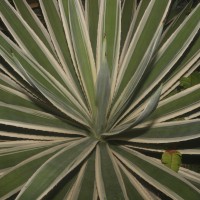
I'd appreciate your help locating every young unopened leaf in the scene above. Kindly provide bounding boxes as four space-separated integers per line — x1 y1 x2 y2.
95 37 111 134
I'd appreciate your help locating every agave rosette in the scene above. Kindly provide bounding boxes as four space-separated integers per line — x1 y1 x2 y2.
0 0 200 199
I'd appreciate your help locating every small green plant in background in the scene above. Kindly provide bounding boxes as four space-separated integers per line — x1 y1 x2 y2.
161 150 182 172
180 71 200 89
0 0 200 199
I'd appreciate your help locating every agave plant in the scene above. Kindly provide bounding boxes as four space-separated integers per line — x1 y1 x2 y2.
0 0 200 199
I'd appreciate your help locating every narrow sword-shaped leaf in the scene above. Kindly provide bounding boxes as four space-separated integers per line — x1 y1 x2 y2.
43 169 78 200
121 0 136 52
179 148 200 155
162 58 200 99
0 142 64 169
68 0 96 113
114 3 200 124
0 82 42 110
95 0 121 107
185 109 200 120
38 0 86 107
115 0 171 96
124 145 200 156
0 154 54 199
0 141 67 199
38 0 74 74
0 35 31 86
57 0 82 90
0 92 70 132
0 76 88 132
85 0 99 57
0 33 90 125
141 157 200 189
0 0 69 87
0 63 41 104
0 102 86 135
179 168 200 188
146 84 200 123
104 85 162 136
0 141 66 155
133 4 200 108
117 159 154 200
67 152 98 200
0 130 67 141
66 161 88 199
0 141 40 149
95 143 126 200
73 151 96 200
111 146 200 200
109 1 170 123
162 35 200 97
110 119 200 144
13 0 55 55
160 1 193 46
16 138 97 200
109 26 163 123
119 0 151 66
0 78 83 126
0 73 22 92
